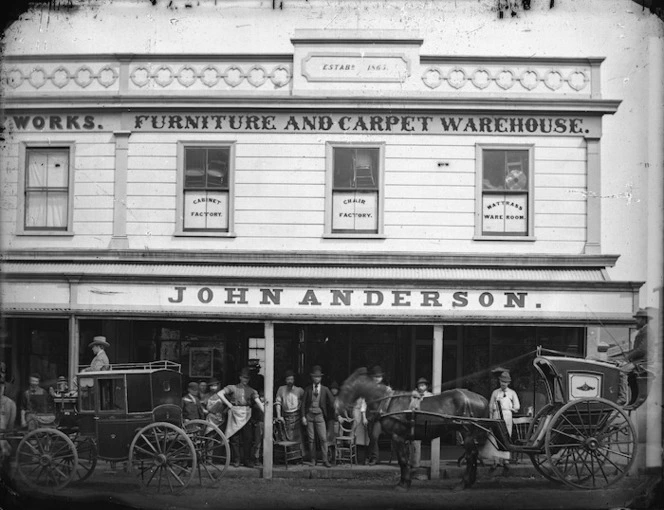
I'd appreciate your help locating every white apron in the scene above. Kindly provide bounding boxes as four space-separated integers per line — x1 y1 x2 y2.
225 406 251 438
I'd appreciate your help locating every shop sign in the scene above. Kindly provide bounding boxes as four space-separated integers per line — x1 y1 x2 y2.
3 113 602 137
332 192 378 231
301 53 410 83
482 195 527 234
183 191 228 230
60 284 632 319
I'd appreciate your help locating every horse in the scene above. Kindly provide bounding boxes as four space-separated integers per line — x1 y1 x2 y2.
338 368 490 490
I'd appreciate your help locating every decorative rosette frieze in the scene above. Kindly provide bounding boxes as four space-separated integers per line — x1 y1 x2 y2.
3 64 119 90
421 65 590 94
128 63 292 89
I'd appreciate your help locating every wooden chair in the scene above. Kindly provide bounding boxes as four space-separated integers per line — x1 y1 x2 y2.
334 416 358 466
352 150 375 188
273 419 303 468
510 416 532 463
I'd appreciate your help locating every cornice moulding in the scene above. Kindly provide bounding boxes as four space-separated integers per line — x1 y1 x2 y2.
2 97 622 114
0 249 620 268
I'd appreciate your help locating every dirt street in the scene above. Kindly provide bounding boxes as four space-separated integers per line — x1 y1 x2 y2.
1 470 660 510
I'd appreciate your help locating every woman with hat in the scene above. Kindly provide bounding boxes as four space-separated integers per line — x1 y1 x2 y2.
82 336 110 372
482 370 520 470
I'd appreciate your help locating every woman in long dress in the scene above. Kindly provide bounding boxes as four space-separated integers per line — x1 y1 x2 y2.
479 371 520 469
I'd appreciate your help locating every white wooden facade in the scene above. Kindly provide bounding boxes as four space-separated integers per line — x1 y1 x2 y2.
1 0 662 477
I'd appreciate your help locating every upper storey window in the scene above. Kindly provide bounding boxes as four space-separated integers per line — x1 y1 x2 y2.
476 145 534 239
20 146 73 234
327 144 384 237
177 144 234 235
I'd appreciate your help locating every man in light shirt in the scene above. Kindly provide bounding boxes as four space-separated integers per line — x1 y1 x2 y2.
275 369 305 454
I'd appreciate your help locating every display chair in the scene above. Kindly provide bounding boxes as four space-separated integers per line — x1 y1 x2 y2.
352 150 375 187
334 416 358 466
273 419 303 468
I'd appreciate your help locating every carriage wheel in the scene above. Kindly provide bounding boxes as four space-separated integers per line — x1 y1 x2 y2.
184 419 231 485
128 422 197 494
71 435 98 483
527 404 561 483
545 398 636 489
15 428 78 491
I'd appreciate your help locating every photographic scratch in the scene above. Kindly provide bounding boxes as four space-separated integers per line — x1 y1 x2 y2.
90 289 124 295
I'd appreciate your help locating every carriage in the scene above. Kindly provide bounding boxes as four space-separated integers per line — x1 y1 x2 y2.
2 361 230 494
379 352 650 490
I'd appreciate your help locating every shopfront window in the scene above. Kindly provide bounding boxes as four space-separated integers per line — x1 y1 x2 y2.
476 145 533 239
327 144 384 236
20 146 73 233
177 144 234 235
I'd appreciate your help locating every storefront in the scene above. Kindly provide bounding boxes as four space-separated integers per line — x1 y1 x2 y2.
2 9 661 476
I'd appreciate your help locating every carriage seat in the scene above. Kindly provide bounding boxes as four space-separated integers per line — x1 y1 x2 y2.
152 404 183 426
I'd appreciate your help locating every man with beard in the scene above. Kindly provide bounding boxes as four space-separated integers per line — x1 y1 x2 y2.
275 370 305 455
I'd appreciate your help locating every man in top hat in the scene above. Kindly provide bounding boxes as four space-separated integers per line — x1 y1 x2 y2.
301 365 335 467
83 336 110 372
366 365 392 466
218 368 265 467
409 377 433 471
275 369 305 454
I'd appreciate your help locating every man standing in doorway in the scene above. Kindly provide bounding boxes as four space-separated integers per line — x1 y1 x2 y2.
275 369 305 454
366 365 392 466
301 365 334 467
219 368 265 468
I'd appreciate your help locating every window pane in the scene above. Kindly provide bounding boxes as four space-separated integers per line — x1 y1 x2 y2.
483 150 528 191
332 190 378 232
183 190 229 230
27 151 48 187
25 191 47 227
185 148 206 187
99 378 126 411
48 152 69 187
207 148 229 188
47 192 68 227
482 193 527 234
333 148 379 189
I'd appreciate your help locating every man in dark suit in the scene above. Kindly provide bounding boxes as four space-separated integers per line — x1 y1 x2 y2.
301 365 335 467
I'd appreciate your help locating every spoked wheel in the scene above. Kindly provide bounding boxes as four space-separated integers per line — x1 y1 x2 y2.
128 422 197 494
184 419 231 485
545 398 636 489
15 428 78 491
527 404 561 483
71 434 98 483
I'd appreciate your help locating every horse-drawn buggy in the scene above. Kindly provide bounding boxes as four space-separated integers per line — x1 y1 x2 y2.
339 351 650 491
2 361 230 494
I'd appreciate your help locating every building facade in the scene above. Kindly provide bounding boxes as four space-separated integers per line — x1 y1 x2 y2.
1 0 662 476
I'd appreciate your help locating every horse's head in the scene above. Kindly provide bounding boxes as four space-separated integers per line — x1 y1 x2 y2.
339 367 388 410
